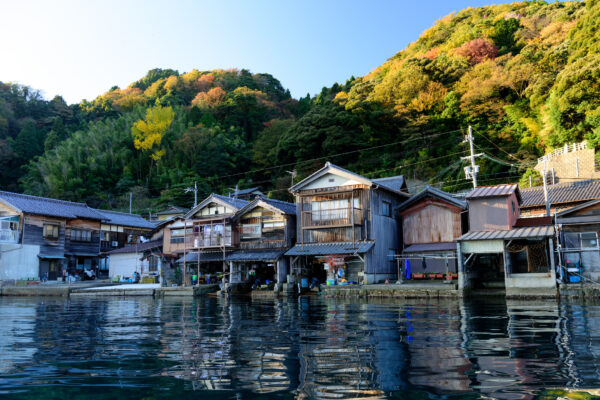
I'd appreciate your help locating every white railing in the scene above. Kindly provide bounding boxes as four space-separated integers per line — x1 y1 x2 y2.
538 141 588 163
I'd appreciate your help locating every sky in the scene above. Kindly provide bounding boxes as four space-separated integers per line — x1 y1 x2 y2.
0 0 529 104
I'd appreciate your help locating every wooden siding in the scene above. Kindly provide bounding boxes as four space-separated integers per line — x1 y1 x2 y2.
65 219 101 256
402 202 462 245
468 193 519 231
22 215 65 258
370 189 402 276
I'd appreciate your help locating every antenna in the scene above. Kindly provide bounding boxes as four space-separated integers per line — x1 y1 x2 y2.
286 170 297 188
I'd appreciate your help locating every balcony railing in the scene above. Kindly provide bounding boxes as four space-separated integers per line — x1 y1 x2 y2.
171 234 233 248
302 207 363 228
0 229 18 243
239 239 285 249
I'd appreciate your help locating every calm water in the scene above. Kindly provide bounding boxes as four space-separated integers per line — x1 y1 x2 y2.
0 296 599 400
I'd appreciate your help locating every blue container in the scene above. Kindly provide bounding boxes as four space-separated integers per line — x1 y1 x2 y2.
301 278 309 288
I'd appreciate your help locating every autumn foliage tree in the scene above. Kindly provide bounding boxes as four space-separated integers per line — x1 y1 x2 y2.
132 105 175 162
456 39 498 64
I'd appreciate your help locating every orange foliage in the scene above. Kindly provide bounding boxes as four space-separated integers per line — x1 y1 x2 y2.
191 86 226 108
455 38 498 64
196 74 215 92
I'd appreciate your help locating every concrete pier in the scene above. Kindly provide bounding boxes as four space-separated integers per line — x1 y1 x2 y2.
321 282 460 298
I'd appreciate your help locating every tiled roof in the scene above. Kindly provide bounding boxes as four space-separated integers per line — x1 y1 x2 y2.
466 184 519 200
94 209 156 229
520 179 600 207
105 240 163 255
227 187 261 196
372 176 407 193
396 185 466 213
458 226 554 241
258 197 296 215
285 241 375 256
0 191 105 220
403 242 457 252
212 194 249 210
226 249 286 262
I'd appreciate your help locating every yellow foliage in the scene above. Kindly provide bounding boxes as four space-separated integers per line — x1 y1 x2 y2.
131 105 174 162
163 75 179 92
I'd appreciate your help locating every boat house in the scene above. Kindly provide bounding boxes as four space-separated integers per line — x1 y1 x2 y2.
396 186 467 280
285 162 410 285
457 184 557 296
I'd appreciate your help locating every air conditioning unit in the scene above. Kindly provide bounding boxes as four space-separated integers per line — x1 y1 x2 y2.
111 241 119 247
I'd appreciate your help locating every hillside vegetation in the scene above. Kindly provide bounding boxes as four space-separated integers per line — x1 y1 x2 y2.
2 0 600 211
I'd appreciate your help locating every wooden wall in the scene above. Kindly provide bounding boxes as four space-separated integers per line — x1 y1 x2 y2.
65 218 101 256
402 202 462 245
468 193 518 232
23 215 65 258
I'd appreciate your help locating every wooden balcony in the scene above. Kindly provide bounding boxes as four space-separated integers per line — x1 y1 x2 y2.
301 207 363 229
0 229 18 243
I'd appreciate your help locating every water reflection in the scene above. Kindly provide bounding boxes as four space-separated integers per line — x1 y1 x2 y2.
2 296 600 399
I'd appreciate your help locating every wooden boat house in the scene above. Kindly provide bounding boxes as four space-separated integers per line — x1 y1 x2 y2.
285 162 410 285
228 196 296 290
457 184 557 296
395 186 467 280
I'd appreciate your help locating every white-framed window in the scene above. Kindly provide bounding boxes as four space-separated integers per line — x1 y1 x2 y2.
564 232 599 250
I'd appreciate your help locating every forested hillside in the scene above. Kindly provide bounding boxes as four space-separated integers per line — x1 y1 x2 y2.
3 0 600 212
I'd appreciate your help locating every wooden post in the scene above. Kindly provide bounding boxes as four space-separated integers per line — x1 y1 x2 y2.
183 220 187 287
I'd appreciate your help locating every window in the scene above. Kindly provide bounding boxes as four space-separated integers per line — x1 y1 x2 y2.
311 198 359 221
71 229 92 242
43 224 60 240
564 232 599 250
148 256 158 272
0 216 19 242
382 201 392 217
170 227 193 243
511 201 516 216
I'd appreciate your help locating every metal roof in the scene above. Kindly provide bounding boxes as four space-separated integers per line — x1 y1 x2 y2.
403 242 457 252
458 226 554 241
94 209 156 229
177 250 231 263
465 184 520 200
105 240 163 255
396 185 466 213
226 249 286 262
520 179 600 207
285 241 375 256
213 194 250 210
0 190 105 220
184 193 249 219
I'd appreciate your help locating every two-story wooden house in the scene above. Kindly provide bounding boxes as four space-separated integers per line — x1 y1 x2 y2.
94 209 156 277
396 186 467 280
172 194 249 284
285 162 410 285
0 191 105 281
457 184 557 296
228 196 296 289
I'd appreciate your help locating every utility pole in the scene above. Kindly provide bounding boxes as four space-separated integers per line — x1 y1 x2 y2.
461 126 482 188
287 170 297 188
129 192 132 214
184 181 198 207
543 156 551 217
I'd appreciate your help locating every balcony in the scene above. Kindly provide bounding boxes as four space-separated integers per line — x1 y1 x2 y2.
239 239 286 249
171 234 233 249
302 207 363 229
0 229 18 243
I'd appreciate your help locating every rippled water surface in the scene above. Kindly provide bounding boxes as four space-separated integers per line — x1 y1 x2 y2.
0 296 599 399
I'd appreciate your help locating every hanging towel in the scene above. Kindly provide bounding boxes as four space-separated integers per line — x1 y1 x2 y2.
404 259 411 280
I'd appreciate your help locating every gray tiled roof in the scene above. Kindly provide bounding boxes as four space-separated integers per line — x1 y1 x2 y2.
106 239 163 255
466 184 519 200
373 176 407 193
156 206 188 215
396 185 466 213
520 179 600 207
227 187 261 196
458 226 554 241
212 194 249 210
0 191 105 220
226 249 286 262
258 197 296 215
285 241 375 256
94 209 156 229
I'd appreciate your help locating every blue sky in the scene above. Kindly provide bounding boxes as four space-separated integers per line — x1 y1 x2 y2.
1 0 532 104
